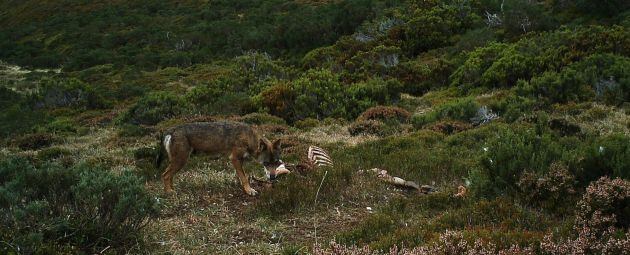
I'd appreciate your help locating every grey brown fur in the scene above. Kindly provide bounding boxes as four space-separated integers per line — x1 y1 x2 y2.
155 121 281 196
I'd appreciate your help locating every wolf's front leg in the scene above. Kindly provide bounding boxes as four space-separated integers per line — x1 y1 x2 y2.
230 150 258 196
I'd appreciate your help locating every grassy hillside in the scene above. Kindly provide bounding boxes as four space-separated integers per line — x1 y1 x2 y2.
1 0 629 254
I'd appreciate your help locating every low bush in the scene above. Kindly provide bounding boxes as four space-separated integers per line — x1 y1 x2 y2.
541 177 630 254
35 78 109 109
516 54 630 106
186 77 255 115
0 88 49 137
292 69 347 120
258 82 296 120
42 117 81 134
13 132 56 150
133 147 158 160
428 120 472 134
412 97 479 127
37 147 72 162
348 120 386 136
294 118 320 130
118 123 150 137
518 162 577 213
345 79 403 118
120 91 187 125
577 177 630 229
576 134 630 186
357 106 410 123
238 112 286 126
0 157 159 254
469 126 567 198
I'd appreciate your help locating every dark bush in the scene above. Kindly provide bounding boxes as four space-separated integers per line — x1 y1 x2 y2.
121 91 187 125
14 133 56 150
576 134 630 186
357 106 411 123
238 112 286 126
258 82 296 121
403 0 477 55
133 147 158 160
428 120 472 134
0 157 158 254
37 147 72 162
576 177 630 229
118 124 150 137
348 120 387 136
294 118 320 130
36 78 109 109
518 162 577 213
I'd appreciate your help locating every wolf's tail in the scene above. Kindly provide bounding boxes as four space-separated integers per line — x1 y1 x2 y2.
155 133 166 168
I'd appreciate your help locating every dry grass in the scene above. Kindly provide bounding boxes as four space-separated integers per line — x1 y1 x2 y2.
297 124 381 146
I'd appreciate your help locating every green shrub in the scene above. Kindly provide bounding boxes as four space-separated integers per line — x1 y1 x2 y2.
118 124 149 137
517 54 630 105
395 57 453 95
403 0 477 55
294 118 320 130
470 126 567 198
238 112 286 125
575 0 630 16
42 117 80 134
345 79 403 118
133 147 158 160
37 147 72 162
450 26 629 89
576 134 630 186
489 93 536 122
0 89 49 137
412 97 479 127
186 78 254 115
36 78 109 109
292 69 346 120
257 81 296 120
0 157 158 254
121 91 187 125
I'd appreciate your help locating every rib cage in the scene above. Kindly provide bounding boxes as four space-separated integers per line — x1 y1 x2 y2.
307 146 333 167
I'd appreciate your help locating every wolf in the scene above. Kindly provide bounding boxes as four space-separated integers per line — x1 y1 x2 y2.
155 121 282 196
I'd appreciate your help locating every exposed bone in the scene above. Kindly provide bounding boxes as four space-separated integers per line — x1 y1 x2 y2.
275 163 291 175
454 185 467 198
308 145 334 167
360 168 436 194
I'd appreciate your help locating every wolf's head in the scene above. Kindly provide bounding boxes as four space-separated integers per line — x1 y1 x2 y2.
257 138 282 180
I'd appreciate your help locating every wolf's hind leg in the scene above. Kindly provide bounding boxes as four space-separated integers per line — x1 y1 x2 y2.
230 150 257 196
162 139 190 194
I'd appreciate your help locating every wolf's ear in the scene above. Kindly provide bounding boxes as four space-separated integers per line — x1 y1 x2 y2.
259 138 270 151
272 139 282 151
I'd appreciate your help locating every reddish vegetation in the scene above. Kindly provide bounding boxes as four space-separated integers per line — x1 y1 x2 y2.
357 106 411 123
428 120 472 134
